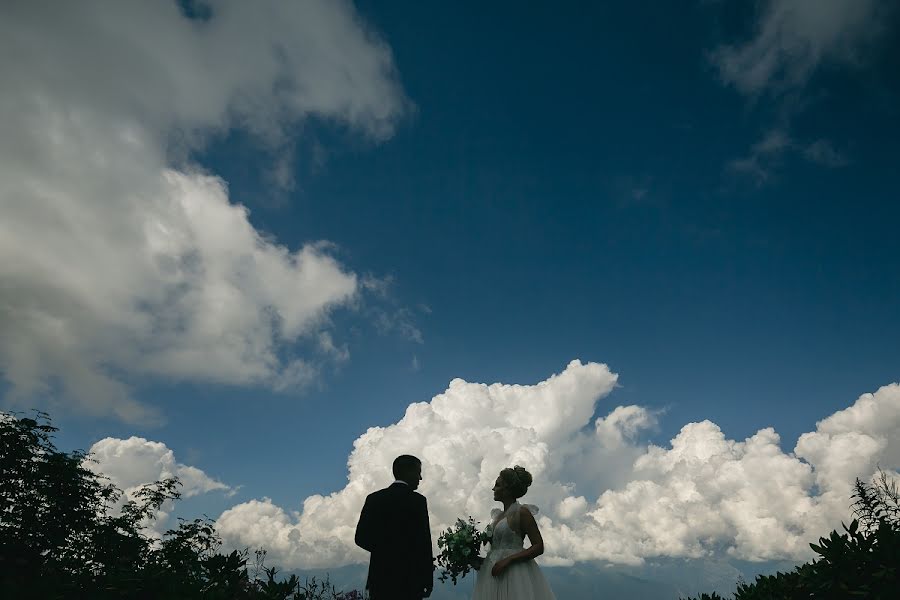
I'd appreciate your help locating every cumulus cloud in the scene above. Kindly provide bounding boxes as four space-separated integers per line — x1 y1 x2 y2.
586 423 819 563
712 0 892 95
795 383 900 509
565 382 899 565
86 435 234 535
215 363 899 570
217 360 627 567
89 435 233 498
0 0 408 422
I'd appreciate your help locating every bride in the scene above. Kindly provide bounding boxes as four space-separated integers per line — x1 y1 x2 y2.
471 466 556 600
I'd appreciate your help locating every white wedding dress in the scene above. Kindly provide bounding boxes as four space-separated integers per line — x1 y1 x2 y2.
471 502 557 600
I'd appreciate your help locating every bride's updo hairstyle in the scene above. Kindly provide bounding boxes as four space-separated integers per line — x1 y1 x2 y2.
499 465 533 499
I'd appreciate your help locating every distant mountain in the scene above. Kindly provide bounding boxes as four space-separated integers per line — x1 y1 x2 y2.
284 557 798 600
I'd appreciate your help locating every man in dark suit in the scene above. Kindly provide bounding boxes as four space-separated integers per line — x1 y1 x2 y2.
355 455 434 599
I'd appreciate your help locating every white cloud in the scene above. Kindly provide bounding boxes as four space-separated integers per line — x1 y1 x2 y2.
0 0 408 422
573 382 900 565
712 0 891 94
586 423 818 564
86 435 234 536
216 364 899 570
795 383 900 508
88 436 233 498
217 360 625 568
594 404 659 449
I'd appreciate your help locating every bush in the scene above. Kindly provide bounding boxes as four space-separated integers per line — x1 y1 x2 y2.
0 411 366 599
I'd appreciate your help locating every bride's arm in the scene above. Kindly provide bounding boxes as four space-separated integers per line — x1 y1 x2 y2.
490 507 544 576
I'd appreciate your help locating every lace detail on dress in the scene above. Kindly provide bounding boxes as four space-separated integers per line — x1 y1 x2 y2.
488 502 540 550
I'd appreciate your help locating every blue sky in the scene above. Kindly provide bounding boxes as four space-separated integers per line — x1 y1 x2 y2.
2 0 899 592
195 0 899 499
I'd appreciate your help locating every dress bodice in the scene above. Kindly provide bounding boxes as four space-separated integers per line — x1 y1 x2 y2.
490 515 525 550
488 502 538 551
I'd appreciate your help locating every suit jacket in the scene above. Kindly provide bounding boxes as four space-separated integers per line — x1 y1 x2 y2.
355 482 434 598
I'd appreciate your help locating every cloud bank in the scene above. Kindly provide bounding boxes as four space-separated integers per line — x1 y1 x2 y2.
213 361 899 569
0 0 407 423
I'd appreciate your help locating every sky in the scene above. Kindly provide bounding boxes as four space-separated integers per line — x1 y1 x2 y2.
2 0 899 591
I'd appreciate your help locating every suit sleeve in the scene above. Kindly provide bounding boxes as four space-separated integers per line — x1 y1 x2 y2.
419 495 435 587
355 495 376 552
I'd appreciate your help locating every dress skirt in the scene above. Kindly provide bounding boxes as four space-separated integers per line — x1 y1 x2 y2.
471 548 557 600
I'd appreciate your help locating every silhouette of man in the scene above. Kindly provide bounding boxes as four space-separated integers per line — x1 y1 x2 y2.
355 455 434 599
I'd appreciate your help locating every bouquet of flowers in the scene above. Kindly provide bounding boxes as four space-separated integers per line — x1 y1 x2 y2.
436 516 492 584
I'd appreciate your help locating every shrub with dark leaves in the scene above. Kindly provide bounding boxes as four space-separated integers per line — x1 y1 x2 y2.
0 411 366 599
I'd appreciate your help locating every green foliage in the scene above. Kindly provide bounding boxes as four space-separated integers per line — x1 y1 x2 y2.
682 469 900 600
0 411 366 599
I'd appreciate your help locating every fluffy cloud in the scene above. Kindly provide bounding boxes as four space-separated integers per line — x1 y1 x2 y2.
568 382 899 565
88 436 233 498
216 363 899 570
86 435 234 535
0 1 408 422
712 0 891 94
795 383 900 510
586 423 818 563
217 360 622 567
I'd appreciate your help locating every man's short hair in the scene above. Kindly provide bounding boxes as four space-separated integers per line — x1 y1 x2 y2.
392 454 421 479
